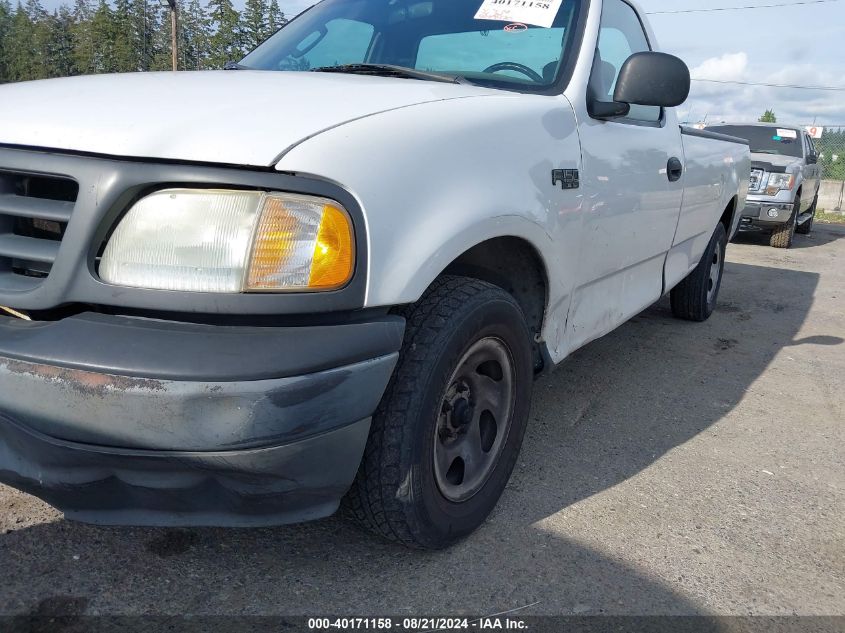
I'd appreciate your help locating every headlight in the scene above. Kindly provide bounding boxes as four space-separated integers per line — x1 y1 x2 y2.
99 189 354 293
765 173 794 195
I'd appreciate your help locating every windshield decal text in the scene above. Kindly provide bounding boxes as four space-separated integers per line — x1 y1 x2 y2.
474 0 564 28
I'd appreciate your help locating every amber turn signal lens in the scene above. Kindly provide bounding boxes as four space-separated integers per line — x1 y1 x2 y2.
246 195 354 292
309 204 355 289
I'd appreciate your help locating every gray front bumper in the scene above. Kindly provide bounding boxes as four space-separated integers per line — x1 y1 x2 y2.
0 413 372 527
0 313 403 526
741 200 795 225
0 352 396 452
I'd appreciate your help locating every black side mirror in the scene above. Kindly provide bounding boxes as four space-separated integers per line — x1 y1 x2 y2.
807 152 818 165
613 51 691 108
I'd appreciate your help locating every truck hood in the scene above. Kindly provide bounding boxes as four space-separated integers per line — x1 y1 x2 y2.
0 71 495 167
750 152 802 170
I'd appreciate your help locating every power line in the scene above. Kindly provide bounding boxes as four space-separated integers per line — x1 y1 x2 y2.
691 78 845 91
646 0 842 14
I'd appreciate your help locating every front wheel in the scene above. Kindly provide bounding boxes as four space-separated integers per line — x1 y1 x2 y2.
770 196 799 248
670 222 728 322
343 276 534 549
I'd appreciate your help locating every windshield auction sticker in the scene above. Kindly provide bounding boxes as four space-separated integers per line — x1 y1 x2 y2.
475 0 563 28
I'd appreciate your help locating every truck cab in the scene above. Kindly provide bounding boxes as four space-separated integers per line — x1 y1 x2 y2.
0 0 749 548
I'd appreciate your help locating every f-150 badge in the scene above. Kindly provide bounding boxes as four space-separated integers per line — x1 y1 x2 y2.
552 169 580 190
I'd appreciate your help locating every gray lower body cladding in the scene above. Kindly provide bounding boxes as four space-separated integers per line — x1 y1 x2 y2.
0 313 404 526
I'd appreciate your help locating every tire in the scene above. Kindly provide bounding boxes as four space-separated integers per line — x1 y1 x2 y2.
670 222 728 322
770 195 799 248
343 276 534 549
796 194 816 235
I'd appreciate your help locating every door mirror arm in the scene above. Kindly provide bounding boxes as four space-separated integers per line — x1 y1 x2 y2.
588 100 631 120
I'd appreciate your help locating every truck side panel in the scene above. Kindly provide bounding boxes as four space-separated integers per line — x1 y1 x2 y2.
664 130 749 292
564 110 685 353
559 0 687 354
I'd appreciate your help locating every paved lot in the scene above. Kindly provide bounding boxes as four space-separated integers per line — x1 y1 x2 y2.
1 225 843 618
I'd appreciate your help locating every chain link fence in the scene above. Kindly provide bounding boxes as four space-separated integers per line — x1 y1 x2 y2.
804 125 845 212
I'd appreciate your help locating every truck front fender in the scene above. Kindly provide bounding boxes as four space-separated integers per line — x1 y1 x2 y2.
275 94 585 352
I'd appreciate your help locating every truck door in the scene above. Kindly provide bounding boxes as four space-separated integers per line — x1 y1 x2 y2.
804 133 820 204
564 0 685 351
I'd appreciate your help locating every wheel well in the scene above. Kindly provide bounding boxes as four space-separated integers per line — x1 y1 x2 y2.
442 237 548 372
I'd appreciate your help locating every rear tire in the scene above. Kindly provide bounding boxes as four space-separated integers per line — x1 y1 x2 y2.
796 194 816 235
343 276 534 549
670 222 728 322
770 196 799 248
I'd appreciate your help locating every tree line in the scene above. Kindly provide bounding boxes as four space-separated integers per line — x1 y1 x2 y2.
0 0 287 82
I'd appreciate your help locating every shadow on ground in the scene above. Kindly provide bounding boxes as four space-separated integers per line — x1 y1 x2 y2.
0 261 829 617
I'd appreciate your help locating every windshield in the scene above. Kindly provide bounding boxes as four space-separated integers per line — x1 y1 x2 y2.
240 0 580 91
708 125 804 158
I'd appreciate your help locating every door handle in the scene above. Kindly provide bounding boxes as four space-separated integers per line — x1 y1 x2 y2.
667 157 683 182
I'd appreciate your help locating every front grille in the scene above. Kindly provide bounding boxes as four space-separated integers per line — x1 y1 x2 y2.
749 168 764 193
0 170 77 288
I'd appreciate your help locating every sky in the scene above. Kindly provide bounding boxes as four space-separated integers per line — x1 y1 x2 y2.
36 0 845 126
637 0 845 127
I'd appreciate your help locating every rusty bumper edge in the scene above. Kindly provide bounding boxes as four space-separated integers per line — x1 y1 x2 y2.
0 350 399 526
0 413 371 527
0 353 398 452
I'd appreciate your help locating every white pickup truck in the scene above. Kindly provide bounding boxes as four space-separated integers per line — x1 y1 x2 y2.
0 0 748 549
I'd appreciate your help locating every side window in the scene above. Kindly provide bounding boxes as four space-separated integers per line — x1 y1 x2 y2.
805 134 816 159
592 0 660 123
277 19 374 71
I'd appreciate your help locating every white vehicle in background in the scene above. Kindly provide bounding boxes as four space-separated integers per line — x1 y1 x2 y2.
0 0 749 549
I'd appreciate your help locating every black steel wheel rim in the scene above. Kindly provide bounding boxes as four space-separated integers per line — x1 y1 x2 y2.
433 337 516 503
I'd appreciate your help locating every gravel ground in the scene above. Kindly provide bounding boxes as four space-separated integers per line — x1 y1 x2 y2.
1 224 843 618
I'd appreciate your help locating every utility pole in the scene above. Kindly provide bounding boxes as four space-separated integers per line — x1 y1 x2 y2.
165 0 177 71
